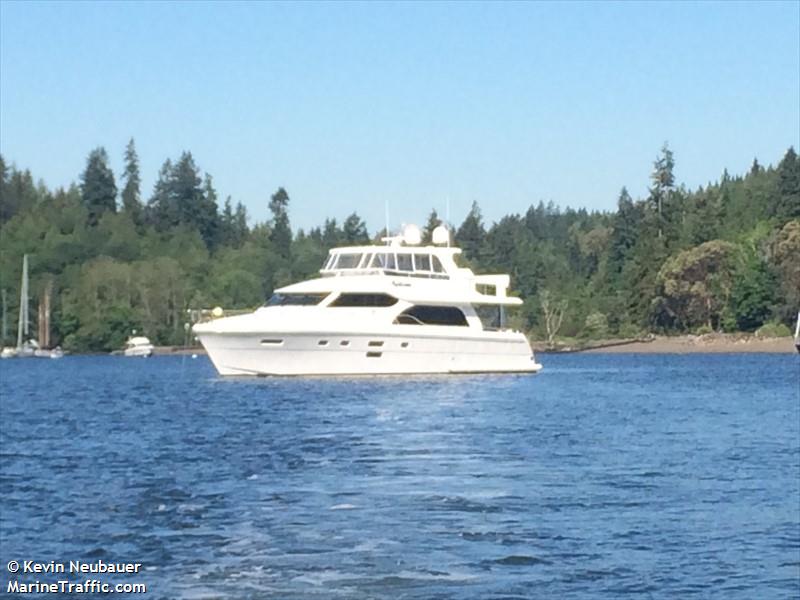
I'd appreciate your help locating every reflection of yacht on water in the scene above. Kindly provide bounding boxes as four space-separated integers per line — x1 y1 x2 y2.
194 225 543 376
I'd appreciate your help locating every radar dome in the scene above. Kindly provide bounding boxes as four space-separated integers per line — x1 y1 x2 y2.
402 224 422 245
432 225 450 245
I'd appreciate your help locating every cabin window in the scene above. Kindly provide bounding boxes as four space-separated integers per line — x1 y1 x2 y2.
394 305 468 326
330 293 398 307
323 254 336 270
397 254 413 272
431 256 445 273
266 293 328 306
335 253 362 269
413 253 431 271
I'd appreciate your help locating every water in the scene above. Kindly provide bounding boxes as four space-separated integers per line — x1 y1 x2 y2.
1 354 798 599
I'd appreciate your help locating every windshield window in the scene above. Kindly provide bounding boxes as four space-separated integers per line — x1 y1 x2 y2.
370 253 397 270
413 253 431 271
335 253 362 269
396 254 413 271
431 256 445 273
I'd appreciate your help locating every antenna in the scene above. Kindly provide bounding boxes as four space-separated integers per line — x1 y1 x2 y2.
384 200 390 244
445 197 451 247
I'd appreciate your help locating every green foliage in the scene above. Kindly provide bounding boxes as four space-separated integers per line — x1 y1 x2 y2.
583 311 609 339
652 240 737 331
1 142 796 351
755 321 791 338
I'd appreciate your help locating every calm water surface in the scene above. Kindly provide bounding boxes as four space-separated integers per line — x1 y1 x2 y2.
1 354 798 599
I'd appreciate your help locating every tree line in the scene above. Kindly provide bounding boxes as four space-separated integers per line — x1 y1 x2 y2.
0 140 797 351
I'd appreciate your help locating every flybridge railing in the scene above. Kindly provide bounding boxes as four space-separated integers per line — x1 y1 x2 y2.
320 267 450 280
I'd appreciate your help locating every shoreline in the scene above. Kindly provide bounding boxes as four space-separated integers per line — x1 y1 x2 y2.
534 334 797 354
20 335 795 357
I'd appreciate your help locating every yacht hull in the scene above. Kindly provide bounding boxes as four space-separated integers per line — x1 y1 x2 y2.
196 331 542 376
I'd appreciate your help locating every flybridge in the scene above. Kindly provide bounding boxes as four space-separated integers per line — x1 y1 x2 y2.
320 246 458 279
321 223 461 279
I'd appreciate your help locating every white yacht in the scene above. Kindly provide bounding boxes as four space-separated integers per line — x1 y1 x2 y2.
194 225 543 376
123 335 154 357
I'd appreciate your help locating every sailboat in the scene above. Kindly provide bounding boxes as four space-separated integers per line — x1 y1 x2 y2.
0 255 62 359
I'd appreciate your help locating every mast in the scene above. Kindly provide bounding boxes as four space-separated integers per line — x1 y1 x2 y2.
1 289 7 346
16 254 29 349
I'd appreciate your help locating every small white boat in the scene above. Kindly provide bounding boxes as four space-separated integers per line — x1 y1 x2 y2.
794 311 799 354
34 346 63 359
123 336 154 357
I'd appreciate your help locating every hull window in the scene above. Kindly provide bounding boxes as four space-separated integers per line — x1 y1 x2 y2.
318 340 329 346
260 339 284 345
394 305 469 327
340 340 350 346
366 351 382 358
368 340 384 347
330 293 398 307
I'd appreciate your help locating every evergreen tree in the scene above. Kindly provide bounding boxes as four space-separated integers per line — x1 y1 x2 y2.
342 212 369 244
197 173 220 249
121 138 143 226
220 196 235 246
233 202 248 247
80 147 117 226
0 155 10 223
456 201 485 262
268 187 292 258
422 209 440 243
773 147 800 222
649 142 675 238
146 159 174 230
322 218 340 248
608 187 639 273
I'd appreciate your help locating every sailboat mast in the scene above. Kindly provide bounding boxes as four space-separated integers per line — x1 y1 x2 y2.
17 254 29 349
1 288 7 346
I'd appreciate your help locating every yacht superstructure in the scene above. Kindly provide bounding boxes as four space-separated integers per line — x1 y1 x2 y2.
194 226 542 376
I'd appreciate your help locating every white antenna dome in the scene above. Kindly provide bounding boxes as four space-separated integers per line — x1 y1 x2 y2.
402 224 422 245
432 225 450 245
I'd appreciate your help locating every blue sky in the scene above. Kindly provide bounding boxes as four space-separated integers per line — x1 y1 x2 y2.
1 1 798 232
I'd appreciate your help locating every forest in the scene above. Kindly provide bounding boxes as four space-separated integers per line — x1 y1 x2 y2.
0 140 798 352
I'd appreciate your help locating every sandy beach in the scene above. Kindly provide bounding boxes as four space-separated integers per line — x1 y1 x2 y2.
573 334 797 354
